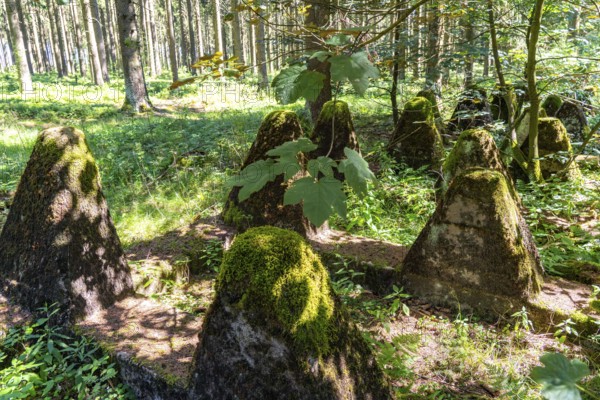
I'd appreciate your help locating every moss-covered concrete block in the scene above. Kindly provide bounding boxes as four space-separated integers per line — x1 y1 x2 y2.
490 86 517 123
222 111 316 237
447 88 493 138
388 96 444 169
401 169 544 318
0 127 133 322
556 100 589 142
188 226 392 399
541 94 563 117
439 129 514 197
521 118 581 180
310 100 360 181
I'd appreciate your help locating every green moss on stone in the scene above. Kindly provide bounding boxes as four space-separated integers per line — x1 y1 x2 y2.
218 226 335 355
542 95 563 116
222 203 253 229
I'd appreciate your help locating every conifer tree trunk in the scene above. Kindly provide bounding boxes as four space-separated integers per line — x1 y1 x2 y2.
104 0 118 72
15 0 34 74
149 0 161 74
5 0 32 91
304 0 332 122
91 0 109 82
178 0 189 70
71 1 87 77
81 0 103 85
165 0 179 82
462 0 475 87
425 2 442 89
54 0 72 76
256 1 268 89
213 0 224 54
115 0 152 112
231 0 244 63
142 0 157 77
26 1 43 73
35 8 52 72
186 0 197 72
195 0 205 56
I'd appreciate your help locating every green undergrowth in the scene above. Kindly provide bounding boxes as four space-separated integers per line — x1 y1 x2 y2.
518 165 600 280
0 305 134 399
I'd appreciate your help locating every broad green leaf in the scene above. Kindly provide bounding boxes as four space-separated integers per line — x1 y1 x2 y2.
290 70 326 103
307 157 337 178
338 148 376 196
530 352 590 400
284 177 346 227
271 64 306 104
229 159 280 202
329 52 379 95
267 138 317 180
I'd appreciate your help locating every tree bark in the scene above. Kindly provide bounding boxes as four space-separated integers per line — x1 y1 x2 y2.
425 2 442 89
186 0 197 72
5 0 32 91
165 0 179 82
462 0 475 88
213 0 225 53
54 0 72 76
256 1 268 89
81 0 103 85
304 0 332 122
526 0 545 182
115 0 152 112
178 0 189 69
15 0 34 74
231 0 244 63
70 1 87 77
90 0 109 81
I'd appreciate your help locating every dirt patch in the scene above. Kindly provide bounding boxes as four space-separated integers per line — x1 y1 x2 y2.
310 229 409 269
0 290 31 333
77 295 204 387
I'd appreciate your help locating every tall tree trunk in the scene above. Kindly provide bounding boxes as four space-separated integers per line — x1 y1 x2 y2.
54 1 72 76
462 0 475 88
36 7 52 72
5 0 32 91
104 0 117 72
165 0 179 82
142 0 157 77
186 0 197 73
81 0 103 85
304 0 332 122
526 0 545 182
213 0 224 54
115 0 152 112
91 0 109 81
425 2 442 89
255 1 268 89
231 0 244 63
178 0 189 70
195 0 205 57
71 1 87 77
15 0 34 74
149 0 161 74
27 1 44 73
411 8 420 79
391 2 404 125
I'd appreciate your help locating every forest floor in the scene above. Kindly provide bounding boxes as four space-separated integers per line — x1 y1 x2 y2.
1 72 600 398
